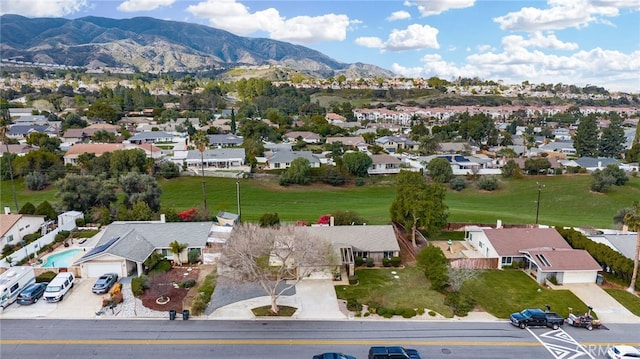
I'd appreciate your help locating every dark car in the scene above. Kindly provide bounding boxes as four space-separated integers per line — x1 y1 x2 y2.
17 282 48 305
313 353 356 359
92 273 119 294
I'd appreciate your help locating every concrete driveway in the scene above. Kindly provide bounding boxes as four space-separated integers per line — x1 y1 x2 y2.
562 283 640 324
0 279 103 319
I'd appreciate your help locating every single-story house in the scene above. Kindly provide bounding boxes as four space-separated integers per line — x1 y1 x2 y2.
368 154 402 175
74 221 214 278
0 214 46 249
7 124 58 139
207 134 244 147
266 150 321 169
295 225 401 276
63 143 162 165
283 131 321 144
127 131 173 144
573 157 620 172
171 148 246 169
0 144 39 157
326 136 367 149
464 226 601 284
375 136 418 152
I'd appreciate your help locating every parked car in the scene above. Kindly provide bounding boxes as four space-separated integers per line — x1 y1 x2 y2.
368 346 421 359
44 272 75 303
16 282 48 305
92 273 119 294
313 353 356 359
607 345 640 359
510 308 565 330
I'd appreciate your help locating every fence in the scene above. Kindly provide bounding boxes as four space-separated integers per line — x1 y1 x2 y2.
449 257 498 269
0 220 77 268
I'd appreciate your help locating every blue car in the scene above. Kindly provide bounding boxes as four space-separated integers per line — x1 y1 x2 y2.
17 282 48 305
313 353 356 359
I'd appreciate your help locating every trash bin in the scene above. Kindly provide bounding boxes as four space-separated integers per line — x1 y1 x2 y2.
596 274 604 285
169 309 176 320
182 309 189 320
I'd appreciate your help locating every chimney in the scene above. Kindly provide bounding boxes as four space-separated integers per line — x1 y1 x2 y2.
496 219 502 229
622 224 628 234
4 206 11 215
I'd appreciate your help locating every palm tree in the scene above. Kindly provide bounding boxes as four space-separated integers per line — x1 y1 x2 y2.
614 201 640 293
192 131 209 211
169 240 187 266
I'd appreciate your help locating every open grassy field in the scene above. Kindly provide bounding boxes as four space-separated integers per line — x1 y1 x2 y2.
2 174 638 228
460 270 593 318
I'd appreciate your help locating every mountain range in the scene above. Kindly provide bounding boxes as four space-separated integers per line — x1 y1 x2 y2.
0 14 394 79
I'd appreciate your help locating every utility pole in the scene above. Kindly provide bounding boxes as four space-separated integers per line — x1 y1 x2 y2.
535 182 545 225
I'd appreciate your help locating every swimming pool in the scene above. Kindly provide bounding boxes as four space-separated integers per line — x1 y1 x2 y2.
41 249 82 268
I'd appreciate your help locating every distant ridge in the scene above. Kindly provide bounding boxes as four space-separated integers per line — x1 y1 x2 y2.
0 14 395 78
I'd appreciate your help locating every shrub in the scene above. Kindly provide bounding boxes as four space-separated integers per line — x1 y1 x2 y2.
190 272 216 316
321 166 346 186
131 275 149 297
19 202 36 215
181 279 197 288
144 252 165 272
159 161 180 179
367 301 380 314
354 256 364 266
187 249 200 264
25 171 49 190
377 307 388 316
2 244 15 256
366 257 375 267
428 310 437 317
348 275 358 285
346 299 362 312
149 259 171 275
75 217 86 227
445 292 476 317
382 258 391 267
36 271 57 283
355 177 365 187
55 231 70 243
390 256 402 267
416 308 425 315
401 308 417 318
476 176 499 191
111 291 123 304
259 213 280 228
449 177 466 191
109 283 122 296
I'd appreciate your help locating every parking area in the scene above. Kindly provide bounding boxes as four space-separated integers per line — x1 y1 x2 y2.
0 279 103 319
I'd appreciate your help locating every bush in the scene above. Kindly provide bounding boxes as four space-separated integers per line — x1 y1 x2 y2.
131 275 149 297
321 166 346 186
449 177 466 191
365 257 375 267
382 257 392 267
149 259 171 275
355 177 365 187
445 292 476 317
75 217 86 227
19 202 36 215
190 272 216 316
181 278 197 288
159 161 180 179
390 256 402 267
187 249 200 264
476 176 499 191
354 256 364 266
55 231 70 243
259 213 280 228
36 271 57 283
346 299 362 312
428 310 437 317
2 244 15 256
143 252 165 272
348 275 359 285
400 308 417 318
25 171 49 190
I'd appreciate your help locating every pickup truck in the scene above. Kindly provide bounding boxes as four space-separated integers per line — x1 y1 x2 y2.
368 346 421 359
510 308 565 330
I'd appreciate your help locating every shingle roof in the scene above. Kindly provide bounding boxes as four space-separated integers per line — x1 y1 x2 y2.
575 157 619 168
370 154 401 164
295 225 400 252
185 148 245 160
207 134 243 145
484 228 571 257
268 150 320 164
0 214 22 237
524 248 601 271
128 131 173 140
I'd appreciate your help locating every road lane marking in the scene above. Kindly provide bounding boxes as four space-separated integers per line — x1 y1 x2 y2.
527 328 595 359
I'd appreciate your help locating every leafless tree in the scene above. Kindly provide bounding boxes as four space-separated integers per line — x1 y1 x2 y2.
219 223 337 314
447 267 479 292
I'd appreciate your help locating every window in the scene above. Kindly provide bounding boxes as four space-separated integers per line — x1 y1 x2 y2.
161 249 168 256
479 241 483 248
274 163 281 169
383 251 394 259
501 257 512 265
6 235 13 243
354 251 368 259
10 283 19 293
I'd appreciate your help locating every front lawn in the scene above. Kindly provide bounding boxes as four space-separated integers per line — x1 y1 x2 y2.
461 270 593 318
604 289 640 317
335 266 454 317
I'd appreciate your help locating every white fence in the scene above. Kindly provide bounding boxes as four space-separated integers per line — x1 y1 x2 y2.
0 220 77 268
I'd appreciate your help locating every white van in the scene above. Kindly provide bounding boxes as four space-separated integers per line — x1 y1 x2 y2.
0 266 36 309
44 272 75 303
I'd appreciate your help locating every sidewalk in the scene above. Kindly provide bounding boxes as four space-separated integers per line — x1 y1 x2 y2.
558 283 640 324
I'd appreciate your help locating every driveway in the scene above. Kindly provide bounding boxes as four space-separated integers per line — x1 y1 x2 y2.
0 279 103 319
562 283 640 323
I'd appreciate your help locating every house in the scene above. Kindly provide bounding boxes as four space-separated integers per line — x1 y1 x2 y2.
7 124 58 139
74 221 214 277
283 131 321 144
61 124 119 143
266 150 321 169
368 154 402 175
0 144 39 157
438 142 470 154
0 214 46 250
207 134 243 147
326 136 367 149
127 131 173 144
573 157 620 172
375 136 418 153
63 143 162 165
171 148 246 169
464 226 601 284
295 225 401 276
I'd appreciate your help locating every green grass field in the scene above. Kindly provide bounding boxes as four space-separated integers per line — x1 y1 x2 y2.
2 174 638 228
604 289 640 317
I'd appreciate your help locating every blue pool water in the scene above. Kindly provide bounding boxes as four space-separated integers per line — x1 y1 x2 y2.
42 249 82 268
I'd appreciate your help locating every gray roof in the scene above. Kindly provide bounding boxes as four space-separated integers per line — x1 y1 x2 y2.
76 222 213 263
207 134 243 145
8 124 55 135
128 131 173 140
185 148 245 160
575 157 619 168
591 233 637 260
264 143 292 152
375 136 417 146
268 150 320 164
295 225 400 252
540 141 575 151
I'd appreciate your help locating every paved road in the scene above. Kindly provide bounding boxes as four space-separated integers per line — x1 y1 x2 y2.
1 320 639 359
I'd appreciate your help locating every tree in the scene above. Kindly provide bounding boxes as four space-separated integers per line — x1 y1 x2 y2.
230 108 237 134
25 132 61 152
119 172 162 212
259 213 280 227
25 171 49 190
91 130 116 143
62 113 87 130
159 161 180 179
321 165 346 186
599 118 626 158
501 159 522 178
35 201 57 221
220 223 335 314
192 131 209 211
279 157 311 186
332 210 367 225
574 115 599 157
342 152 373 177
109 149 148 177
86 101 119 124
169 240 188 266
19 202 36 214
524 157 551 175
447 266 479 292
56 174 114 212
390 171 448 245
427 158 453 183
416 245 449 291
613 201 640 292
418 135 440 155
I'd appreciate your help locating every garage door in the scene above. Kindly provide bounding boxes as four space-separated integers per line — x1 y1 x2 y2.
86 262 123 278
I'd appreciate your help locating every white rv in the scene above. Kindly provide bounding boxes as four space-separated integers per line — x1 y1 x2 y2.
0 266 36 309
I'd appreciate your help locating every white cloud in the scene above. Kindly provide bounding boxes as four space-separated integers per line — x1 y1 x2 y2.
186 0 350 44
502 32 579 50
0 0 88 17
392 39 640 92
477 44 492 52
493 0 639 31
387 10 411 21
117 0 176 12
355 24 439 52
408 0 475 17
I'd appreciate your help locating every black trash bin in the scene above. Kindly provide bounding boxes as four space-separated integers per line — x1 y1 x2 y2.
182 309 189 320
169 309 176 320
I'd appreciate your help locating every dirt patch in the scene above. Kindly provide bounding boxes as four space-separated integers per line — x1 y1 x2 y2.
141 267 200 312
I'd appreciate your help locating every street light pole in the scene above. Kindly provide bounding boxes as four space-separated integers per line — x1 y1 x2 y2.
535 182 545 226
236 173 242 221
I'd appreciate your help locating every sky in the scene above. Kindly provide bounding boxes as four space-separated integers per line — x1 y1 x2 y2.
1 0 639 93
